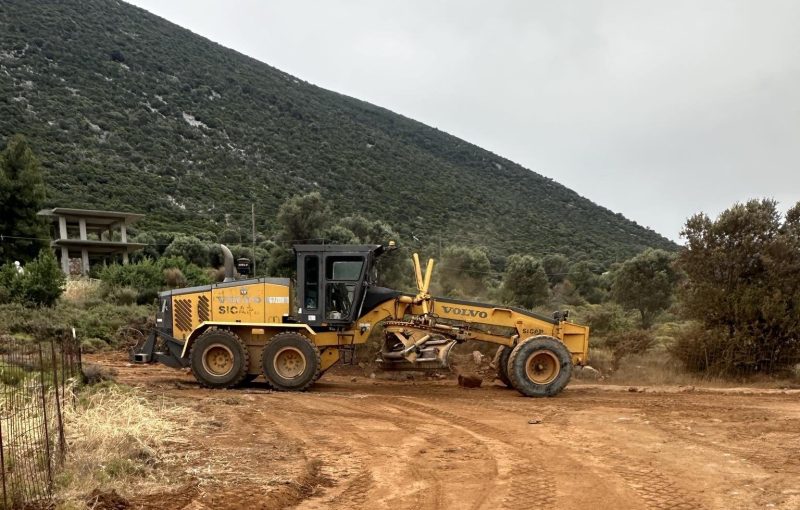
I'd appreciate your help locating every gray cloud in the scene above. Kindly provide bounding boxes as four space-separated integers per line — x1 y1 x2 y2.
127 0 800 240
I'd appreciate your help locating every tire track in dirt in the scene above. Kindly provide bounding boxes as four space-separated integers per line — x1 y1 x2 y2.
545 413 704 510
397 398 557 510
259 397 369 509
331 396 456 510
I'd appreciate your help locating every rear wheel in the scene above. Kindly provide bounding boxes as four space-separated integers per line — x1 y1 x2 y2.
190 328 249 389
495 345 513 387
508 336 572 397
261 332 320 391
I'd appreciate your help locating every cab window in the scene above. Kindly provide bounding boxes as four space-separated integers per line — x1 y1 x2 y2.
325 256 364 320
304 255 319 310
326 257 364 280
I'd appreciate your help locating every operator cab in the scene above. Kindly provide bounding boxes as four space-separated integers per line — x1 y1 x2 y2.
294 244 387 328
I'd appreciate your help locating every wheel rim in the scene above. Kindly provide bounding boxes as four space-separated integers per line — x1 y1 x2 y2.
273 347 307 379
202 344 234 377
525 350 560 384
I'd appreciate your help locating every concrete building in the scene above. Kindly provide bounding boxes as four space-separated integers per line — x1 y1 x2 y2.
38 208 146 275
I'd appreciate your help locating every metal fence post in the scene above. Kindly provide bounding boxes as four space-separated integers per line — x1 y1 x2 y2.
0 414 7 509
36 344 53 493
49 341 66 464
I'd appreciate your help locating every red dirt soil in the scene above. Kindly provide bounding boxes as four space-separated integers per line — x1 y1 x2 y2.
87 353 800 510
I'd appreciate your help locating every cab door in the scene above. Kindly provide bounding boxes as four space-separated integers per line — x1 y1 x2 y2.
297 254 322 325
322 254 367 325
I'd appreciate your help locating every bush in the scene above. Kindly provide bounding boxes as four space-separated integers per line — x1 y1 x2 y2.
81 338 110 354
0 302 152 347
163 236 210 267
162 267 186 288
0 250 65 306
583 303 634 338
106 287 138 306
605 329 656 370
98 259 162 305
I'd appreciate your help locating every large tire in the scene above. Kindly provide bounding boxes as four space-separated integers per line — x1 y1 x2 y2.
495 345 513 388
261 332 321 391
190 328 249 389
508 336 572 397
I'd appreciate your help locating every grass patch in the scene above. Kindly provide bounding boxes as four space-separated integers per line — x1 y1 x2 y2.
56 384 196 504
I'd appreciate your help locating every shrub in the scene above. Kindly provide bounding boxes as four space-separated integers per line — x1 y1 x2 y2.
605 329 656 370
80 338 109 354
156 255 210 286
106 287 138 306
163 236 210 267
162 267 186 288
98 260 161 305
0 250 65 307
583 303 634 338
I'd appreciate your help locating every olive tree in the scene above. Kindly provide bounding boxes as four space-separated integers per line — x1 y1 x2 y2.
502 254 549 309
611 248 679 329
674 199 800 374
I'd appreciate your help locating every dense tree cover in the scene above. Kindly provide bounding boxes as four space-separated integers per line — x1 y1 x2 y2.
673 199 800 375
0 135 48 263
0 0 674 267
611 248 679 329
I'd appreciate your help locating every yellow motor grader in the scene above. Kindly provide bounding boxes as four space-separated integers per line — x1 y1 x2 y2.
133 244 589 397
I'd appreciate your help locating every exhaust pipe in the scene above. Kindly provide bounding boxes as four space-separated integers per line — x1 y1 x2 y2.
221 244 236 282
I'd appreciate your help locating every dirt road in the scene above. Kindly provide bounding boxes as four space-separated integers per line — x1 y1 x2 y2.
92 354 800 510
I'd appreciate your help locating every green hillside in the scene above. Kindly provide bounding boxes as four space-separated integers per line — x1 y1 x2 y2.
0 0 675 266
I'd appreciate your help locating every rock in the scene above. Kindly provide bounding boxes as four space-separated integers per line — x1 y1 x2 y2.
527 418 542 425
86 489 130 510
369 372 376 379
350 377 358 382
458 373 483 388
82 363 118 385
472 351 484 365
574 365 601 380
627 386 639 392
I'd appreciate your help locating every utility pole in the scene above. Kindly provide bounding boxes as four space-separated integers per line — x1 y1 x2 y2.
251 203 256 277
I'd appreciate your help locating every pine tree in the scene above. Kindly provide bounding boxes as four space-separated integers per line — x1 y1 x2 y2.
0 135 49 263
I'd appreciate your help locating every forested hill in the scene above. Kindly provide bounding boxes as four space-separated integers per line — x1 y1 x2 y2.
0 0 675 266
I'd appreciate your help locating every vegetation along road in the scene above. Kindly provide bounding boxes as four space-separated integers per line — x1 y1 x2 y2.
87 352 800 510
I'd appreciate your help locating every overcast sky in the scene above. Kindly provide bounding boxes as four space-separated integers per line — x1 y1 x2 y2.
127 0 800 241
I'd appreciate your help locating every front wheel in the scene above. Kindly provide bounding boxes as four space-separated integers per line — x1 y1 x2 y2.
261 332 320 391
508 336 572 397
495 345 513 388
190 328 249 389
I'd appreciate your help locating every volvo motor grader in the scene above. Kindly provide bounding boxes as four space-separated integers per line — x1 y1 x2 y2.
133 244 590 397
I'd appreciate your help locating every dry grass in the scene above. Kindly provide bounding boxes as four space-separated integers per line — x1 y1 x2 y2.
56 384 198 505
62 278 102 305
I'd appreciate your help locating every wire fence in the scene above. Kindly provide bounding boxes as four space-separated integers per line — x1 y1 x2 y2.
0 333 82 509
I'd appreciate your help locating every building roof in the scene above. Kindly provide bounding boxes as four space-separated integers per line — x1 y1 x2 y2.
38 208 144 225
